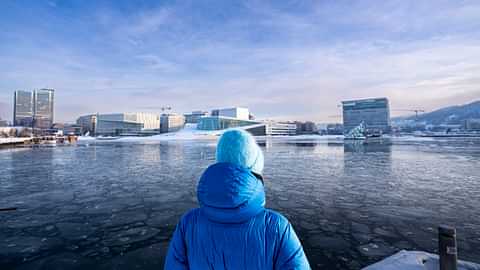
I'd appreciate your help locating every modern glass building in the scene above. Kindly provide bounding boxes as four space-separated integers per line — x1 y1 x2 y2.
91 113 160 136
76 114 97 135
184 111 209 124
342 97 391 134
197 116 260 130
13 90 35 127
33 89 55 129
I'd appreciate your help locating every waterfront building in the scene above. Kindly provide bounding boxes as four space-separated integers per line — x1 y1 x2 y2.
184 111 209 124
296 121 318 134
211 107 250 120
160 113 185 133
13 90 35 127
0 118 8 127
233 121 297 136
65 125 83 136
33 88 55 129
342 98 391 134
198 107 258 131
92 113 160 136
264 121 297 136
76 114 97 135
326 123 344 135
51 123 82 136
464 119 480 131
198 116 260 131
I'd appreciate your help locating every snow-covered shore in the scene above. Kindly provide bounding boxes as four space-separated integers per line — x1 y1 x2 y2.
363 250 480 270
78 124 222 142
76 124 449 143
0 137 31 145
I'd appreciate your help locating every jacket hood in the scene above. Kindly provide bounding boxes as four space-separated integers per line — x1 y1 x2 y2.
197 162 265 223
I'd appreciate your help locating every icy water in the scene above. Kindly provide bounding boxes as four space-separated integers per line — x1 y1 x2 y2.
1 137 480 270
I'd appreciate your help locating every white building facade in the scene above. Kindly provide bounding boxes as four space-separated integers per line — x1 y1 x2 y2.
78 113 160 136
212 107 250 121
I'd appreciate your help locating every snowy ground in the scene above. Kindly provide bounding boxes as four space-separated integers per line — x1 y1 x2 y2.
77 125 439 143
79 124 242 142
363 250 480 270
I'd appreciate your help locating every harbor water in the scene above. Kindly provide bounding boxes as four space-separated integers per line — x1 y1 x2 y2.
0 137 479 269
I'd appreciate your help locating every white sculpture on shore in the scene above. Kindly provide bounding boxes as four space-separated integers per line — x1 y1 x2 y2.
345 122 366 140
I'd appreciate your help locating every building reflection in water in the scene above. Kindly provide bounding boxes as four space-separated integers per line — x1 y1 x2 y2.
342 139 392 176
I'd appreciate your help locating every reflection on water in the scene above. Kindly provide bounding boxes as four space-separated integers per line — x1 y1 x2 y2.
343 139 392 153
343 140 392 177
1 138 480 270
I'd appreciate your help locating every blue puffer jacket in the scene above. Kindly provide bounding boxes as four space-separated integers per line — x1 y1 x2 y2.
164 162 310 270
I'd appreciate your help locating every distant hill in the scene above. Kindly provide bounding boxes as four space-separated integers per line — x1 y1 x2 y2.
394 100 480 125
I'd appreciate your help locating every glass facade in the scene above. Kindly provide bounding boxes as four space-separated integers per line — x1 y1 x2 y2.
93 113 160 136
96 120 144 136
76 114 97 135
342 98 391 134
13 89 55 129
13 90 34 127
197 116 260 130
184 111 208 124
33 89 55 129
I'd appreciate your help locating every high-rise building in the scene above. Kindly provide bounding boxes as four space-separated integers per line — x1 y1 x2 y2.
14 90 35 127
33 88 55 129
13 89 55 129
342 98 391 134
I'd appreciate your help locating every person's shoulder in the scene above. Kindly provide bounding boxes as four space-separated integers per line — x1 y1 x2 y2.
263 209 291 229
178 208 201 227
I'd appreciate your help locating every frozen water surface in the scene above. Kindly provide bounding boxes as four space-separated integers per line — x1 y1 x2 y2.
0 138 480 270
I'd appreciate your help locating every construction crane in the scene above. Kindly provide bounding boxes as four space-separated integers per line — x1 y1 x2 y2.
393 109 425 122
160 106 172 113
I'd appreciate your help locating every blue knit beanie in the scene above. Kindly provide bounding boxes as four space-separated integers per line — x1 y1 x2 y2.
216 129 264 175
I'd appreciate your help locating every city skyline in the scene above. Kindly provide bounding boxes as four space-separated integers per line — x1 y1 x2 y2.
1 1 480 122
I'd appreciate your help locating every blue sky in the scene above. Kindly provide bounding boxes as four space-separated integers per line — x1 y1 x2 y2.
0 0 479 122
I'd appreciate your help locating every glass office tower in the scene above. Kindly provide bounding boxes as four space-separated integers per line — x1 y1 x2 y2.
33 89 55 129
342 97 391 134
13 90 35 127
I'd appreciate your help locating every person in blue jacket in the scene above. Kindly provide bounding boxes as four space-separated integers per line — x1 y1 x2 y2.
165 129 310 270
